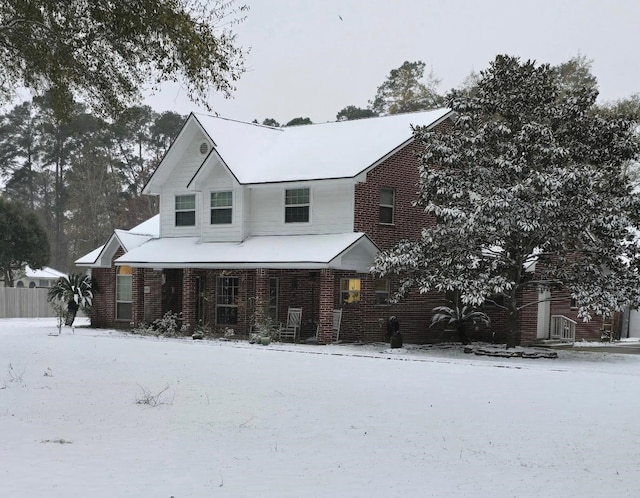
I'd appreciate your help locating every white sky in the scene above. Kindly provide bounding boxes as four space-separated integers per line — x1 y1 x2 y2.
144 0 640 125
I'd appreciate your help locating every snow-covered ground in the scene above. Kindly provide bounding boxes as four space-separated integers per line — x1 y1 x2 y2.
2 318 640 498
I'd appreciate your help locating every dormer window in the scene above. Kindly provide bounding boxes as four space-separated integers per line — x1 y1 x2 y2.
210 191 233 224
285 188 310 223
175 194 196 226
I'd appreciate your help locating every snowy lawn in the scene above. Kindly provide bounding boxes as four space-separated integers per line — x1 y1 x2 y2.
2 318 640 498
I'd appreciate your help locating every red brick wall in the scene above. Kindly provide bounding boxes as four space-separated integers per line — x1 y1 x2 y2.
89 248 121 328
354 143 437 250
550 289 610 341
141 270 162 323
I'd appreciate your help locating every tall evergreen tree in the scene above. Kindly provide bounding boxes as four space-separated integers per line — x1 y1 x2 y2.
369 61 443 115
373 55 640 347
0 196 49 286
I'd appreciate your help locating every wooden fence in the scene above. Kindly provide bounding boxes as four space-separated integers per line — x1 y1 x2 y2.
0 287 55 318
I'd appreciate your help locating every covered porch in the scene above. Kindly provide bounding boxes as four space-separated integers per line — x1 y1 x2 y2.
117 233 380 344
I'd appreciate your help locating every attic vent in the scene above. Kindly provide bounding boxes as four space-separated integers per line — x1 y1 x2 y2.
199 141 210 155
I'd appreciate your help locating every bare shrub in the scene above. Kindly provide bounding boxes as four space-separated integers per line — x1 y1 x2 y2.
135 384 173 406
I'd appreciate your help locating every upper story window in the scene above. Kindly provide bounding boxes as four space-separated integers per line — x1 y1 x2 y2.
379 188 395 224
210 191 233 224
285 188 310 223
175 194 196 227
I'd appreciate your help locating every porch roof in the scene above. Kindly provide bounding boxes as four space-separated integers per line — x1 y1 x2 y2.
114 233 379 272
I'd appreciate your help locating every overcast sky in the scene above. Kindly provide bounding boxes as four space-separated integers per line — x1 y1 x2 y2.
144 0 640 124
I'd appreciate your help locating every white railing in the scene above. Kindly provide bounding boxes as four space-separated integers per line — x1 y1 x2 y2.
550 315 576 343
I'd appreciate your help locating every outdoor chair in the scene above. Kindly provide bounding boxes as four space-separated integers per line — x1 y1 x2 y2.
279 307 302 342
332 309 343 342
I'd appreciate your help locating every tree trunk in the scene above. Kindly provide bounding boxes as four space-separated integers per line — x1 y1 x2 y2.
506 300 519 348
65 300 79 326
457 322 470 345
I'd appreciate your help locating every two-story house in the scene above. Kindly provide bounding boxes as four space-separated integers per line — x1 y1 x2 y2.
76 108 609 345
77 109 456 343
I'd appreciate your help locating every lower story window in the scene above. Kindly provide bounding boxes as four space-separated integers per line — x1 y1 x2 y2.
375 279 390 305
116 265 133 320
216 276 239 325
341 278 361 304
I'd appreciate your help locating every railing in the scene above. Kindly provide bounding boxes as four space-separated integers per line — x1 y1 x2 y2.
550 315 576 343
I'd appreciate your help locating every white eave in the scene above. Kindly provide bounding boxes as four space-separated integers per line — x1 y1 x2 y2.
115 233 380 272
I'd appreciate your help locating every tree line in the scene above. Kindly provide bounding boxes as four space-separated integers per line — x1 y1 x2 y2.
0 95 184 274
258 55 640 127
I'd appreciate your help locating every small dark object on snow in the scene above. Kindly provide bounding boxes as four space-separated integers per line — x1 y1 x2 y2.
385 316 399 341
390 331 403 348
386 316 403 348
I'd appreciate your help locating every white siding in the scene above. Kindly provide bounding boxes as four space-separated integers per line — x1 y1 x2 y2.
200 164 244 242
160 132 209 237
246 182 354 236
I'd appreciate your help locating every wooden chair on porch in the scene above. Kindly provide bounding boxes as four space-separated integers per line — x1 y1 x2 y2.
279 307 302 342
332 309 343 343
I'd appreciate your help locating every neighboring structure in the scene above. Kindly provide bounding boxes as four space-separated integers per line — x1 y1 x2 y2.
77 109 607 344
12 266 67 288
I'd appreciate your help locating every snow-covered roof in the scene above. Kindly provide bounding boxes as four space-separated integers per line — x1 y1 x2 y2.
180 108 453 186
129 214 160 236
115 233 379 272
22 266 67 280
75 245 105 266
75 215 160 267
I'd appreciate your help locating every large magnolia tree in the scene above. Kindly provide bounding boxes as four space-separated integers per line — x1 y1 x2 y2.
0 0 248 119
373 55 640 347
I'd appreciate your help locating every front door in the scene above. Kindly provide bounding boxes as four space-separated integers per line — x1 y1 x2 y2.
537 288 551 339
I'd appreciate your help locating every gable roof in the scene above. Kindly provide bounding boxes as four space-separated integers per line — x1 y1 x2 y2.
75 215 160 267
145 108 453 192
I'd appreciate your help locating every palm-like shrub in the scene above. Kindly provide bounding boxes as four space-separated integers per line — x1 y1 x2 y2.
48 273 93 327
431 302 490 345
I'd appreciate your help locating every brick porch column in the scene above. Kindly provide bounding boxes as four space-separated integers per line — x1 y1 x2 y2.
131 267 145 327
254 269 269 327
317 268 334 344
182 268 196 333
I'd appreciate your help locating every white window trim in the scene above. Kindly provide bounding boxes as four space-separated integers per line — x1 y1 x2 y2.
216 276 239 325
379 187 395 225
174 193 197 228
115 268 133 321
340 277 361 304
284 187 312 224
374 278 390 305
209 189 234 226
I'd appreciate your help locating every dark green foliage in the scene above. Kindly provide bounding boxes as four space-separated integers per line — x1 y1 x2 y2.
373 55 640 347
262 118 280 127
285 117 312 127
336 106 378 121
0 97 185 270
431 302 490 345
0 0 248 119
0 196 49 286
369 61 443 115
48 273 92 326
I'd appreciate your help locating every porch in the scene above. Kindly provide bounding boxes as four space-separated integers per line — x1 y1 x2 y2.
131 267 351 344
